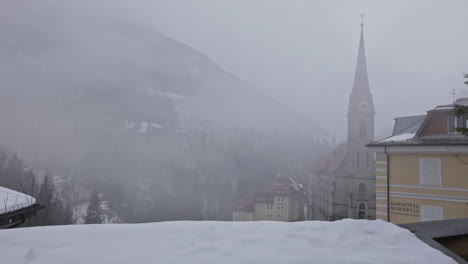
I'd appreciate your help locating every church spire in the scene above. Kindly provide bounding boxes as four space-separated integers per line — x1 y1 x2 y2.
348 16 374 115
347 16 375 142
352 17 370 95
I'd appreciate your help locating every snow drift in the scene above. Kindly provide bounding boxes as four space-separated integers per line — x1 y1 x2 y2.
0 219 455 264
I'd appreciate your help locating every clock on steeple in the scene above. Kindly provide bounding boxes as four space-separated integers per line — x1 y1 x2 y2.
359 102 369 112
347 19 375 144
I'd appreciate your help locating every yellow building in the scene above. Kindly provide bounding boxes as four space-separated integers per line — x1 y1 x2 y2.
367 99 468 224
233 177 305 222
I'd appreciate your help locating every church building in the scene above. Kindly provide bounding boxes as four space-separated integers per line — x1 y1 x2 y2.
308 20 376 220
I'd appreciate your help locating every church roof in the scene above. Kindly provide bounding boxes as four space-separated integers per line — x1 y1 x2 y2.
314 143 348 174
348 24 375 115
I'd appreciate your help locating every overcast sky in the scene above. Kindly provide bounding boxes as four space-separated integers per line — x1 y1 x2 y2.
112 0 468 140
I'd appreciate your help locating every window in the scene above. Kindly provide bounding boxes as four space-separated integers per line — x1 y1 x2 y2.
419 158 441 186
448 116 467 133
358 203 366 219
421 205 443 222
358 183 366 200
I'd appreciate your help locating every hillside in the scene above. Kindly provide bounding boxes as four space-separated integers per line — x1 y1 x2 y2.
0 0 329 223
0 0 323 135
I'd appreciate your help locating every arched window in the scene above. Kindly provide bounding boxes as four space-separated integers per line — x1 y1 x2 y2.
358 203 366 219
358 183 366 200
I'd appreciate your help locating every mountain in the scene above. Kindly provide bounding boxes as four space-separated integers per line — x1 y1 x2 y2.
0 0 323 135
0 0 330 222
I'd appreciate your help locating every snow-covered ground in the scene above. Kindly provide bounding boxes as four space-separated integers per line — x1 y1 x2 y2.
0 186 35 214
0 219 456 264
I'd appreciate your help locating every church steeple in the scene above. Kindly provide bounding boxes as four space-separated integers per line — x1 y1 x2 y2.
352 23 370 95
347 17 375 142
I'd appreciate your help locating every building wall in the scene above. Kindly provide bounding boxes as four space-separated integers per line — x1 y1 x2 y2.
308 173 334 221
254 197 290 221
375 152 468 224
332 154 376 220
309 159 376 221
233 211 254 221
419 112 448 136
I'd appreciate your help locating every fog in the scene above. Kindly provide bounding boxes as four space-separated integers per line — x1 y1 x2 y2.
141 0 468 139
0 0 466 224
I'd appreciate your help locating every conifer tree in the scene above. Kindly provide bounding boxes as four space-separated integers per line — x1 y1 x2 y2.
453 73 468 135
85 190 103 224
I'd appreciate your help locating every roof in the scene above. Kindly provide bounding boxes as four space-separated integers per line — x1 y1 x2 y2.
378 133 416 144
368 102 468 147
399 218 468 264
0 186 36 215
255 177 304 198
454 97 468 106
314 143 347 174
233 196 255 212
0 204 43 228
392 115 426 136
257 183 290 196
348 25 375 115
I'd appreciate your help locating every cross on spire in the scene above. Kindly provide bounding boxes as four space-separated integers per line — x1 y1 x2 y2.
361 13 365 27
451 88 456 102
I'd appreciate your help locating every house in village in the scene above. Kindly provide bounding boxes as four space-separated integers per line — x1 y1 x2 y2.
0 186 42 228
233 177 305 222
367 98 468 224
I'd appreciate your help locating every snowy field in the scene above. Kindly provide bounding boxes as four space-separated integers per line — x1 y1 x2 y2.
0 219 455 264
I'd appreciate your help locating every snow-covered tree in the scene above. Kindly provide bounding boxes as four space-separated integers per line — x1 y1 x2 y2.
85 191 103 224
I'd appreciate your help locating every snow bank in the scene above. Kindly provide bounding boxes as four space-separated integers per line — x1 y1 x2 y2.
0 220 455 264
0 186 36 214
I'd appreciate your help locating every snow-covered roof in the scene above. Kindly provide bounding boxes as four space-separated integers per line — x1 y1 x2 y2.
128 121 163 133
379 132 416 143
0 220 455 263
0 186 36 214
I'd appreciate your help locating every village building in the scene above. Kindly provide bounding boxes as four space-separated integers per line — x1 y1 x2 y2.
367 98 468 224
233 177 305 222
0 186 42 228
232 196 255 221
308 20 376 220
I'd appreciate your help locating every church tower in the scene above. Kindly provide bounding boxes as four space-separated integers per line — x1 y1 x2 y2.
308 17 377 221
347 18 375 170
